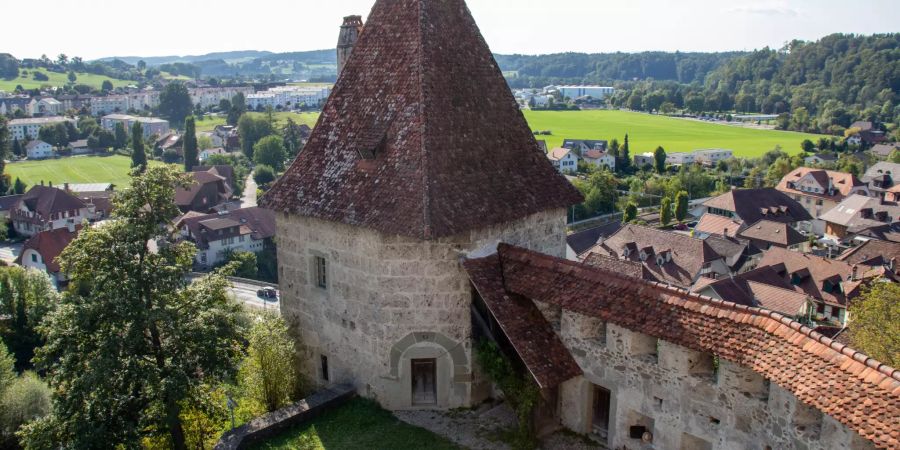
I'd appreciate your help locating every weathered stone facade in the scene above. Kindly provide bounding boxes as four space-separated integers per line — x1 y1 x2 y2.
336 15 363 77
554 310 878 450
275 208 567 410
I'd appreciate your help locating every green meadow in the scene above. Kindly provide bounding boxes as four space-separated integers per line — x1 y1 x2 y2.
195 111 321 133
0 72 133 92
523 110 823 158
6 155 165 188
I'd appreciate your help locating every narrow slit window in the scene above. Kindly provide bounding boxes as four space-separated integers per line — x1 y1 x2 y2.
315 256 328 289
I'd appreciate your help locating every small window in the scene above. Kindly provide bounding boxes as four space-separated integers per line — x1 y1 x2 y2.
831 307 840 319
315 256 328 289
31 254 37 263
320 355 329 381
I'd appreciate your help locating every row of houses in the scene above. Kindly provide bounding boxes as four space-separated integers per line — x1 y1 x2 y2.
567 186 898 329
547 139 616 172
245 85 332 111
1 168 276 285
633 148 735 168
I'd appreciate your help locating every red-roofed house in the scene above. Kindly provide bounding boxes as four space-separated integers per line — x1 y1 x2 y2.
11 185 91 237
547 147 580 173
175 168 233 213
175 207 275 269
16 224 80 285
777 167 869 235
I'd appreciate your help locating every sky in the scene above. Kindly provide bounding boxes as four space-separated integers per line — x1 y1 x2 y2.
4 0 898 60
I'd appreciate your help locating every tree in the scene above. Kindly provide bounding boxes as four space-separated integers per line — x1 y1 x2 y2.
101 80 113 92
660 197 673 226
0 117 9 163
674 190 689 222
653 146 667 174
20 167 243 449
218 99 231 113
239 114 274 159
224 251 257 279
131 121 147 170
848 283 899 368
253 135 287 171
764 156 794 187
228 93 246 126
623 202 638 223
254 165 276 186
12 178 25 195
66 71 76 83
746 166 765 189
890 150 900 164
239 315 298 413
159 82 193 125
0 267 60 370
11 139 22 158
282 118 304 157
0 372 50 448
619 134 631 172
182 116 198 172
38 123 68 150
137 60 147 71
114 122 128 150
801 139 815 153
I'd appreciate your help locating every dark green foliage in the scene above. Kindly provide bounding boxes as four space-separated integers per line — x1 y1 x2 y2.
674 190 689 222
475 340 539 450
38 123 69 149
571 169 619 221
253 136 287 171
239 114 274 159
183 116 199 172
281 118 304 157
0 54 19 79
223 250 257 280
654 146 667 174
159 82 193 125
624 202 638 223
660 197 673 226
31 72 48 82
101 80 113 92
114 122 128 150
12 178 25 195
254 165 276 186
131 122 147 170
0 267 59 370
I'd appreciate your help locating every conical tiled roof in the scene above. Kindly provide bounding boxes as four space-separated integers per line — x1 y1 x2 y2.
261 0 582 239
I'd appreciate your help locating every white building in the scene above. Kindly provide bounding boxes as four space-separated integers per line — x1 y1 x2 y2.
246 86 332 111
633 152 655 168
666 152 695 166
8 117 76 141
36 98 63 116
582 149 616 170
199 147 228 162
101 114 170 140
547 147 580 173
90 91 160 116
175 207 276 269
25 140 54 159
550 85 615 100
10 186 91 237
0 97 37 116
189 86 255 110
693 148 734 166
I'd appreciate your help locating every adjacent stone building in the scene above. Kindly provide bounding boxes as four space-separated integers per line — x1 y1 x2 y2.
262 0 899 448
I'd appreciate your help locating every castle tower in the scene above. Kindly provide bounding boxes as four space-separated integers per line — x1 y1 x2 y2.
336 15 363 78
262 0 581 410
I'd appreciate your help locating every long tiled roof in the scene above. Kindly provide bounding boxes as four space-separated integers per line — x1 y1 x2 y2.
260 0 582 239
694 213 743 237
16 226 81 273
469 244 899 449
703 189 812 225
739 220 807 247
777 167 866 201
838 239 900 267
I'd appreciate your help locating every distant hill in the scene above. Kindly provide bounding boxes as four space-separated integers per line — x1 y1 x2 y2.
95 50 276 66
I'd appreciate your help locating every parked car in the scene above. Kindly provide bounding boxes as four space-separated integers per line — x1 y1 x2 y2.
257 287 278 299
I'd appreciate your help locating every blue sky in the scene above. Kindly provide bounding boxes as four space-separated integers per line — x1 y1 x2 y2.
5 0 898 60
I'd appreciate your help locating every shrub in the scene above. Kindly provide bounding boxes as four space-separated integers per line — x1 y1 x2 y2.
0 372 50 444
253 165 276 186
238 315 300 412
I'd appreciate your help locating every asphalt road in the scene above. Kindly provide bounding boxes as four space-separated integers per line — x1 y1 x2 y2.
0 243 22 264
229 278 280 313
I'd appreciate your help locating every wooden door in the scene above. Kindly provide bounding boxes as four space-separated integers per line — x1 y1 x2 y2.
411 359 437 405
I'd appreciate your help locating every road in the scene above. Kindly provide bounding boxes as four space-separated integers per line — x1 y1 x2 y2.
241 173 257 208
0 243 22 264
229 278 280 313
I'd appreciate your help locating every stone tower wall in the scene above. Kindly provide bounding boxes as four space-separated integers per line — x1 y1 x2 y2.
275 208 567 410
336 15 363 77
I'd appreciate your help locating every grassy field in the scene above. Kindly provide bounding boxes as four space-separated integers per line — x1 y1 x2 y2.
6 155 164 187
0 71 132 92
249 398 460 450
196 111 321 133
523 110 823 158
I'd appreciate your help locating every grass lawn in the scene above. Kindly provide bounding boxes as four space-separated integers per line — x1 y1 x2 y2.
6 155 165 187
249 398 460 450
196 111 321 133
0 71 132 92
523 110 824 158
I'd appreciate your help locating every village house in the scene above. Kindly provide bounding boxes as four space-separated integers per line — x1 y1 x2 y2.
776 167 869 235
175 167 233 213
25 140 53 159
16 224 80 286
258 2 898 448
847 121 885 146
862 161 900 199
547 147 580 173
0 96 37 116
633 152 654 168
737 219 807 252
692 148 733 166
0 195 22 221
836 238 900 273
10 185 91 237
581 149 616 170
693 265 814 321
199 147 228 162
55 94 94 112
564 221 622 260
36 97 62 116
665 152 695 166
700 188 813 233
692 213 743 239
804 153 839 166
90 92 160 116
818 194 900 249
68 139 90 155
870 143 899 160
64 183 115 220
562 139 608 155
175 207 275 269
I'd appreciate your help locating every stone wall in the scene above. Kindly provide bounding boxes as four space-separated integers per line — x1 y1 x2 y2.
275 208 567 410
554 310 876 450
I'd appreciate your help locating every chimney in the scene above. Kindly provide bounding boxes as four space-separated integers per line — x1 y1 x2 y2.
723 227 729 237
67 221 75 233
337 15 364 77
64 182 69 192
851 264 859 281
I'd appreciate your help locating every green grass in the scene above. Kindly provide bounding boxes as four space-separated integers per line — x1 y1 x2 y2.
523 110 824 158
196 112 321 133
6 155 165 187
0 71 132 92
249 398 460 450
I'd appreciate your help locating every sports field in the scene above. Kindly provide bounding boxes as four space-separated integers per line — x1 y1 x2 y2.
523 110 823 158
196 111 321 133
6 155 164 188
0 72 132 92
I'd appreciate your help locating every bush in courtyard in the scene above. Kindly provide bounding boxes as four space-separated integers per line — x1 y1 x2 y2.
238 314 299 413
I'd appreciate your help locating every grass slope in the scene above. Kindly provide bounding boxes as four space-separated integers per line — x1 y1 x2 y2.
523 110 823 158
249 398 460 450
6 155 164 187
0 72 132 92
196 111 321 133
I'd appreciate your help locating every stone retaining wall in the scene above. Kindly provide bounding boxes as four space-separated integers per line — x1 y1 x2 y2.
214 384 356 450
